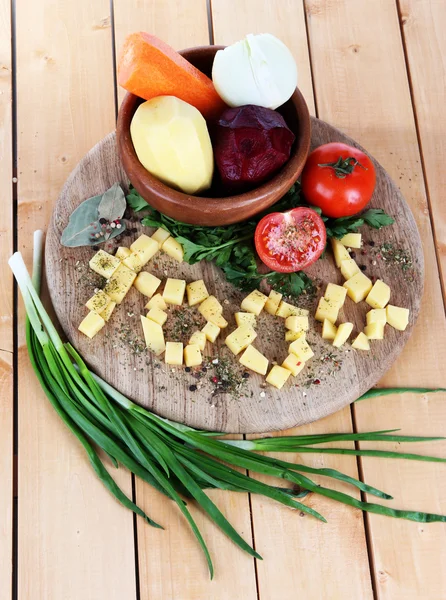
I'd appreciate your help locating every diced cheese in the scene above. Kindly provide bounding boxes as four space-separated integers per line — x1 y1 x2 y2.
315 297 339 324
343 272 373 303
134 271 162 298
266 365 291 389
145 293 167 311
285 315 309 333
340 233 362 248
276 301 309 319
225 325 257 355
130 234 159 265
331 238 351 268
151 227 170 248
366 308 387 325
163 278 186 305
162 236 184 263
202 321 220 343
165 341 183 366
289 336 314 362
282 354 305 377
99 301 116 322
240 289 268 315
324 283 347 310
122 251 144 272
89 250 121 279
235 312 257 328
364 322 385 339
386 305 409 331
189 330 207 351
86 289 111 313
366 279 391 309
186 279 209 306
146 307 168 326
285 330 305 342
332 322 353 347
141 315 165 355
340 258 360 280
104 264 136 304
184 344 202 367
352 332 370 350
322 319 337 341
115 246 132 260
78 311 105 339
239 345 268 375
264 290 283 315
198 296 226 327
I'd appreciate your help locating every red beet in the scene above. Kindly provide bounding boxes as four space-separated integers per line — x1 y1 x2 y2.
213 105 295 191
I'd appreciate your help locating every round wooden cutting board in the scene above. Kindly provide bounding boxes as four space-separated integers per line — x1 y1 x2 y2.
45 118 423 433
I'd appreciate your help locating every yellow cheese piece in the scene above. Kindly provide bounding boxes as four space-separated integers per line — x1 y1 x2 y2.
324 283 347 309
145 293 167 311
162 237 184 263
315 297 339 324
386 305 409 331
122 251 144 272
163 278 186 305
331 238 351 268
225 325 257 355
184 344 202 367
343 272 373 303
239 345 268 375
366 308 387 325
198 296 227 327
89 250 121 279
202 321 220 343
322 319 337 341
264 290 283 315
332 322 353 348
99 301 116 322
86 289 111 313
186 279 209 306
282 353 306 377
340 258 360 280
366 279 391 309
364 322 385 340
146 307 168 326
285 330 304 342
285 315 309 333
289 336 314 361
189 330 207 351
115 246 132 260
339 233 362 248
134 271 162 298
130 234 159 265
141 315 165 355
78 311 105 339
352 332 370 350
240 289 268 315
165 341 183 366
151 227 170 248
266 365 291 389
235 312 256 328
104 264 136 304
276 301 309 319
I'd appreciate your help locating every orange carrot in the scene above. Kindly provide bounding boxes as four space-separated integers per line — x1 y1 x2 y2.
118 32 226 121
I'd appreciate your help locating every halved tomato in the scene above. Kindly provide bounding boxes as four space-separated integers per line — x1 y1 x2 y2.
254 207 326 273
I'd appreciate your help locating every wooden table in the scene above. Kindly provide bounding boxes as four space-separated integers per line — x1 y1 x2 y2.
1 1 445 598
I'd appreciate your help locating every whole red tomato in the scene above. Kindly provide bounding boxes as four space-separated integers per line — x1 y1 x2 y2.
300 142 376 218
254 207 326 273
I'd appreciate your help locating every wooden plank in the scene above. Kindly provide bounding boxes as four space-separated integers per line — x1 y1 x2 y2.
303 0 446 597
399 0 446 296
112 1 258 595
15 1 137 598
211 2 373 598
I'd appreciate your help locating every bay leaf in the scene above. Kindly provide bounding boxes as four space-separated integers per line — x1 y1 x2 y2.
98 182 126 222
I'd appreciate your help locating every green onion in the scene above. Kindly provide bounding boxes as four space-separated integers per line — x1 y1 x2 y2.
356 387 446 401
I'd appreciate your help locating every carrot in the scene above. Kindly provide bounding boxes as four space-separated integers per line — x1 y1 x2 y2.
118 32 226 121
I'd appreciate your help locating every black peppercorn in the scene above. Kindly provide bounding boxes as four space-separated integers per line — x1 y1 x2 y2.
189 384 197 392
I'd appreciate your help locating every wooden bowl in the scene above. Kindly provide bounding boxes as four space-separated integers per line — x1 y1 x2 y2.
117 45 311 226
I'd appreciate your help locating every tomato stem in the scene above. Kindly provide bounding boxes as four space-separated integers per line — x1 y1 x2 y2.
318 156 367 179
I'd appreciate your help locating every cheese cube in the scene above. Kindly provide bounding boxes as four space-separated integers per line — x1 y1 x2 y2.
340 233 362 248
141 315 165 355
145 293 167 311
331 238 351 267
78 311 105 339
285 330 305 342
364 322 385 339
239 345 268 375
225 325 257 355
266 365 291 389
343 272 373 303
115 246 132 260
366 308 387 325
86 289 111 313
186 280 209 306
285 316 309 333
322 319 337 341
315 297 339 324
332 322 353 347
276 301 309 319
264 290 282 315
146 307 168 326
104 264 136 303
325 283 347 309
189 330 207 351
282 354 306 377
162 236 184 263
134 271 162 298
235 312 257 328
366 280 391 309
352 332 370 350
163 278 186 305
289 336 314 361
184 344 202 367
386 305 409 331
198 296 226 327
240 289 268 315
202 322 220 343
99 301 116 322
151 227 170 248
123 251 144 272
340 258 360 280
165 341 183 366
89 250 121 279
130 234 159 265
